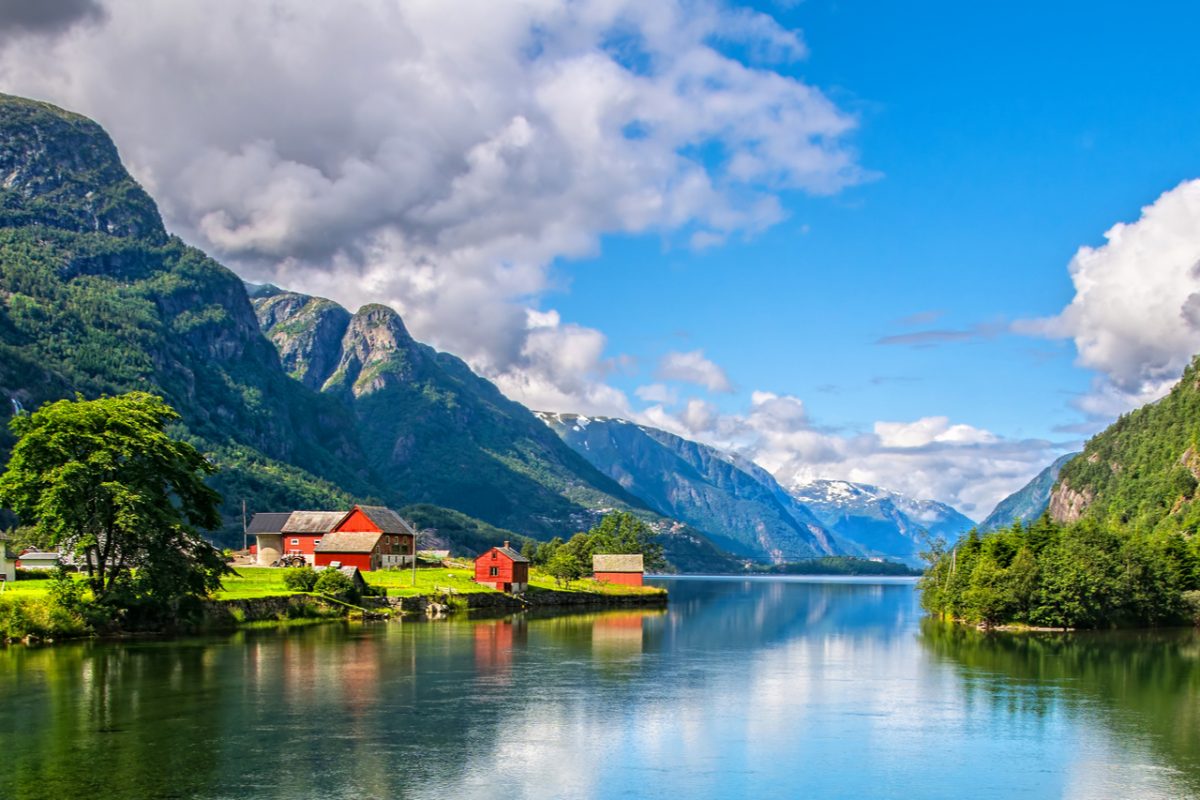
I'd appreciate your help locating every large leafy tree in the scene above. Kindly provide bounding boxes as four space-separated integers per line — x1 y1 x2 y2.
583 511 666 571
0 392 225 611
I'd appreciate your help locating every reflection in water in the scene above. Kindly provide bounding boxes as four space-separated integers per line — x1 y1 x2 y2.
919 620 1200 798
0 578 1196 799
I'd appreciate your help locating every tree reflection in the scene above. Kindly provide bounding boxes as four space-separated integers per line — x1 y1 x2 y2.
919 619 1200 794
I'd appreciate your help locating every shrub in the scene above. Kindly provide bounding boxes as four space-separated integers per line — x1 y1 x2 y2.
313 568 359 604
282 565 318 592
1183 590 1200 626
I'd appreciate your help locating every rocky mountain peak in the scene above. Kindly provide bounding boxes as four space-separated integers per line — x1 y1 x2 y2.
0 93 165 242
329 303 420 397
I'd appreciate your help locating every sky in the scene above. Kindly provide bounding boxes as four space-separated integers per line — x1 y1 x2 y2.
3 0 1200 518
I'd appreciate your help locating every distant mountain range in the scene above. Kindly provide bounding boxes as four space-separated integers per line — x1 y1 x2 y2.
536 413 976 566
535 412 837 561
979 453 1078 531
786 478 976 565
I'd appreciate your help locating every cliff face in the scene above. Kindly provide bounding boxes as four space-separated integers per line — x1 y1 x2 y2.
1049 356 1200 531
982 452 1079 530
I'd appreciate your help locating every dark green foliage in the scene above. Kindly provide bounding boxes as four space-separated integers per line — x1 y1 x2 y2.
0 392 232 629
313 567 359 604
545 550 585 587
531 512 666 573
580 511 666 571
282 566 319 592
758 557 921 576
920 515 1200 628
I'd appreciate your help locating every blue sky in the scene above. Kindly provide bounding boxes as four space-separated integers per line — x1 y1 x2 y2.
555 0 1200 442
6 0 1200 515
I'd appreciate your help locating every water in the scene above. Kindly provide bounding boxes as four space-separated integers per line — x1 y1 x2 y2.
1 576 1198 799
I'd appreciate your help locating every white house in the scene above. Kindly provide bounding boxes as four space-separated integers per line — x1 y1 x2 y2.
0 531 14 583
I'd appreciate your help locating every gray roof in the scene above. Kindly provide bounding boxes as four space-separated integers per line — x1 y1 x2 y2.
593 553 644 573
17 550 61 562
487 545 529 563
282 511 345 534
247 512 292 535
315 531 383 554
352 506 415 534
336 565 367 586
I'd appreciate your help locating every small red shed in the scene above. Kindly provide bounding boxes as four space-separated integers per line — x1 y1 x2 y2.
592 553 645 586
474 541 530 592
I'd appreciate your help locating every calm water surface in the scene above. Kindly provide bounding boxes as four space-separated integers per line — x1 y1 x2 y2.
2 576 1199 799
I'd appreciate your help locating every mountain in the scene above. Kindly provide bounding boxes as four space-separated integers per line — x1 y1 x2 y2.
980 453 1078 531
535 413 836 561
1050 356 1200 531
0 92 729 565
252 289 650 537
785 479 976 566
0 93 375 525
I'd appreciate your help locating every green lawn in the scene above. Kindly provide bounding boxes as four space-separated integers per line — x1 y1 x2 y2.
215 561 664 600
0 580 53 599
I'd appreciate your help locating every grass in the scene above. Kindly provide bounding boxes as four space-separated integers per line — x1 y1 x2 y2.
214 560 665 600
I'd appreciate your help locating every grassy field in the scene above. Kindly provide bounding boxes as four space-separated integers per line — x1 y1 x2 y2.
2 561 665 603
214 560 664 600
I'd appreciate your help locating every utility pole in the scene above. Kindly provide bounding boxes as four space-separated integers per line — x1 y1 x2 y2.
242 499 248 553
411 524 418 586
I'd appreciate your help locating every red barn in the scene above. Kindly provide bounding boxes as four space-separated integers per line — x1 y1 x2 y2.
592 554 645 586
313 505 417 571
474 541 529 592
278 511 344 565
254 505 416 570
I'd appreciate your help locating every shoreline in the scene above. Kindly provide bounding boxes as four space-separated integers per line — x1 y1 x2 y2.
1 583 669 646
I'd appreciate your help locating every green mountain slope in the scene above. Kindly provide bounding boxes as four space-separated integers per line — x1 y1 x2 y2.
254 290 649 538
1050 357 1200 532
0 93 376 532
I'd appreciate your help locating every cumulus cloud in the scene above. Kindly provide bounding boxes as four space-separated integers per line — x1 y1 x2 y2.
656 349 735 392
0 0 863 411
640 394 1062 517
1019 179 1200 418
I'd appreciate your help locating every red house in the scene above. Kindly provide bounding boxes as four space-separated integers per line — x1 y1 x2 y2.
592 554 645 586
474 541 529 592
313 506 417 571
253 505 417 571
278 511 345 565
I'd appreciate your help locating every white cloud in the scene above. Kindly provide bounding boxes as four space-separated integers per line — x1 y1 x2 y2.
657 349 735 392
634 383 678 404
1019 179 1200 418
639 395 1061 517
0 0 863 411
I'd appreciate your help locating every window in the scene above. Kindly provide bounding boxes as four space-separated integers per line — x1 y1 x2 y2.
489 566 498 577
291 539 299 546
491 551 497 559
314 539 321 546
